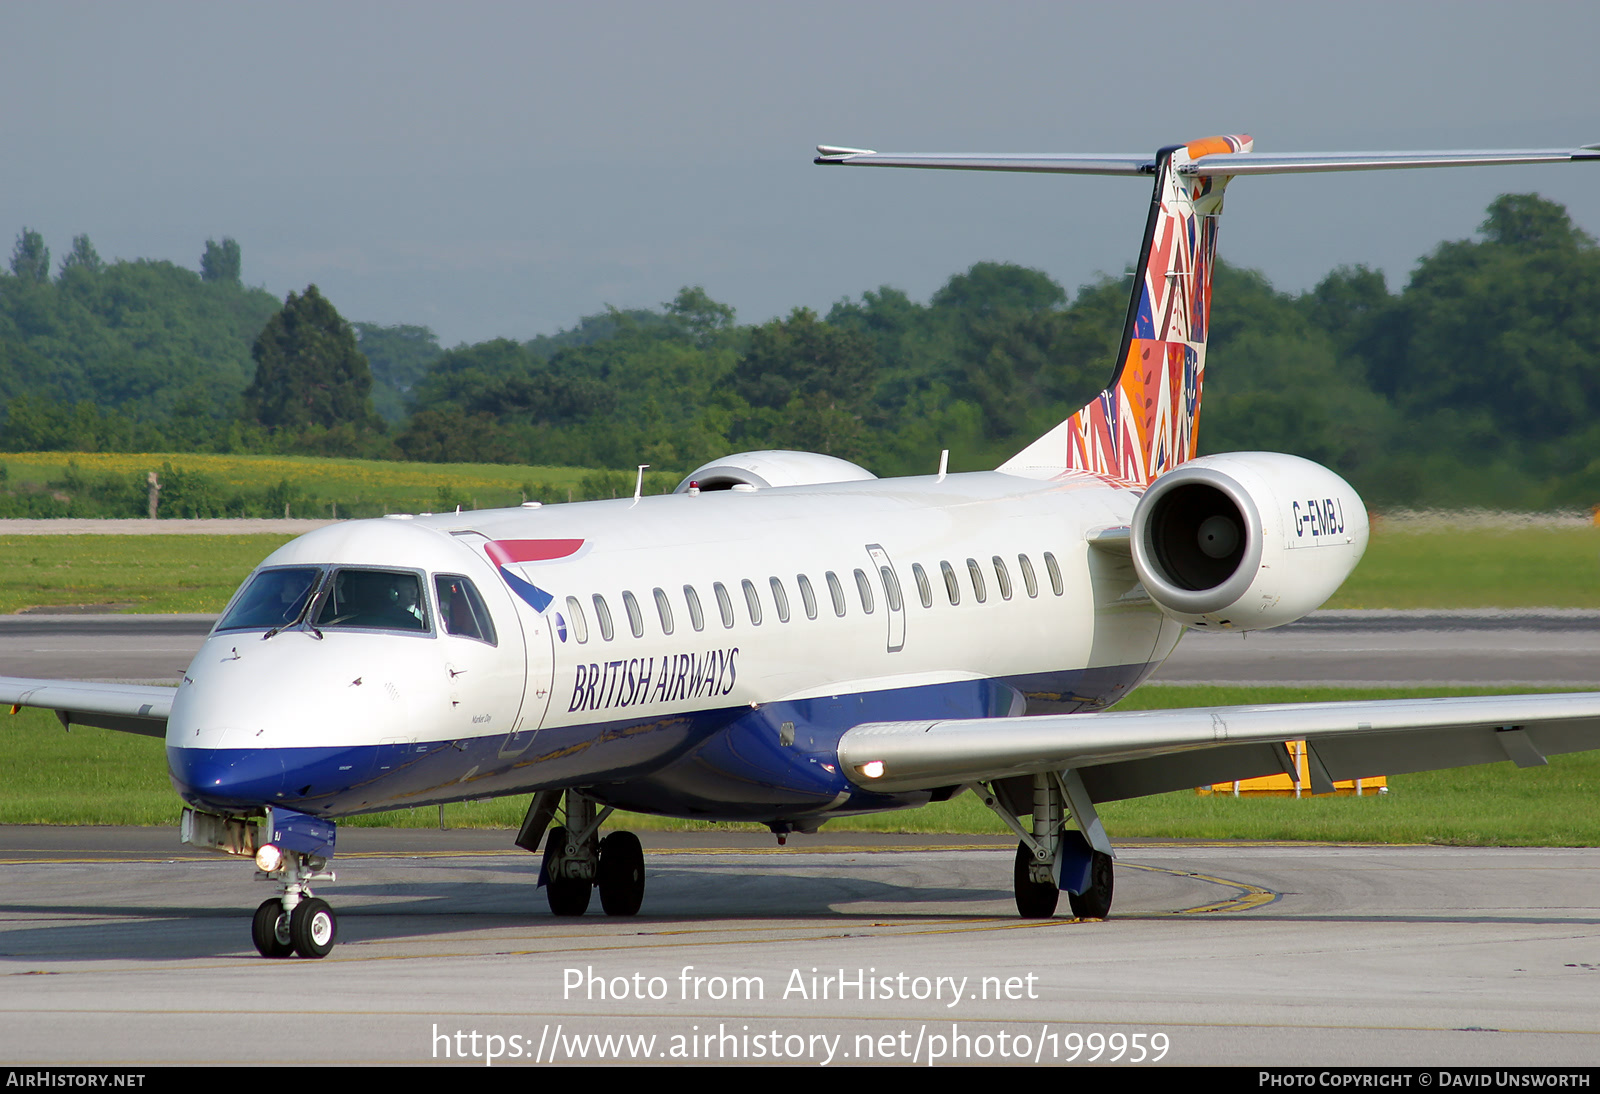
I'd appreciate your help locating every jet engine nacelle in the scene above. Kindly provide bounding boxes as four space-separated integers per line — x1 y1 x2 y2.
1130 452 1369 631
675 450 877 493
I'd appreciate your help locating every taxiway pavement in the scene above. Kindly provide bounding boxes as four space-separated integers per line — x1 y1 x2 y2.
2 612 1596 1066
1 828 1596 1066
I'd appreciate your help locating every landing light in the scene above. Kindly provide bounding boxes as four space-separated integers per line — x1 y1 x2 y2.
860 760 885 779
255 843 284 872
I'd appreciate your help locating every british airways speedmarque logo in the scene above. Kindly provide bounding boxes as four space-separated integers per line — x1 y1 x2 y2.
485 539 586 611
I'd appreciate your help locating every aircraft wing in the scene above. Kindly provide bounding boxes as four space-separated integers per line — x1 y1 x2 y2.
0 676 174 738
837 692 1600 801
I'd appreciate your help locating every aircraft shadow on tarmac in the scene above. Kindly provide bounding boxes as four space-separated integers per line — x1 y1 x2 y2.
9 857 1597 961
0 862 1023 960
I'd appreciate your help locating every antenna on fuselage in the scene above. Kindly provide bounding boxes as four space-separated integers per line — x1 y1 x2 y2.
632 464 649 507
937 449 948 483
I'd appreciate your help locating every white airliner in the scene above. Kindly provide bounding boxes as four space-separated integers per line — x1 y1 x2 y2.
5 135 1600 960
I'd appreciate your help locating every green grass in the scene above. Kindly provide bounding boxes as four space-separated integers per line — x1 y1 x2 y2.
0 451 676 517
4 521 1599 616
1329 524 1600 609
5 686 1596 845
0 534 294 613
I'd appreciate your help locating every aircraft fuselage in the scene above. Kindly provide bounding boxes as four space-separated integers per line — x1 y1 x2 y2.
166 469 1181 824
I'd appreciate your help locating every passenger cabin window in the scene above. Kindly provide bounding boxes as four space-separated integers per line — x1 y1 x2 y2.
742 579 763 625
593 594 616 641
683 585 705 632
879 566 903 612
315 568 429 633
853 568 875 614
653 587 674 635
966 558 987 603
992 556 1013 601
565 595 590 643
797 574 818 620
435 575 497 645
218 567 321 632
912 563 932 608
1044 551 1064 596
770 577 791 623
622 591 644 638
1019 554 1039 598
826 571 847 617
714 582 735 628
940 561 960 605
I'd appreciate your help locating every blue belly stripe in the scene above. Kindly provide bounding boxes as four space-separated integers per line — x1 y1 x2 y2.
169 662 1153 821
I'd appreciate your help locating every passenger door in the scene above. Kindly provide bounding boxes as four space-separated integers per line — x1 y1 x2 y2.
865 543 906 653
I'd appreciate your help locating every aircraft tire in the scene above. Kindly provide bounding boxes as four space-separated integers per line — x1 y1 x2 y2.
252 898 294 958
597 831 645 916
543 826 593 916
289 897 338 958
1012 842 1059 918
1068 851 1114 920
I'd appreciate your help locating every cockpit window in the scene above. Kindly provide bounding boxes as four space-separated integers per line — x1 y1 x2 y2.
436 574 497 645
217 567 322 632
314 569 430 633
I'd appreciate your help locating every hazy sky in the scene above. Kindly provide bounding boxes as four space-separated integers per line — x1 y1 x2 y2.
2 2 1596 346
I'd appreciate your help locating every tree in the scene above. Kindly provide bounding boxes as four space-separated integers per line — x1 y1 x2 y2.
243 285 377 430
57 235 104 278
353 323 443 423
930 262 1065 317
9 229 49 283
665 286 735 346
732 308 876 412
1380 194 1600 443
200 238 242 284
1480 194 1594 252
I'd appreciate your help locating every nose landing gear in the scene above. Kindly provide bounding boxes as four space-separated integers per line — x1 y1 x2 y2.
251 898 294 958
251 850 338 958
180 808 342 959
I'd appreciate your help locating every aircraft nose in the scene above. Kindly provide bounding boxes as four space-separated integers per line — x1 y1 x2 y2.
167 744 376 812
168 745 293 811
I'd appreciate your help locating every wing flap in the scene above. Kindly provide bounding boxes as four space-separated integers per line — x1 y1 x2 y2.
838 692 1600 796
1079 742 1290 803
0 676 174 738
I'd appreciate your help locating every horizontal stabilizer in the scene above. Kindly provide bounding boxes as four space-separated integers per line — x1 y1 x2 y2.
816 150 1155 175
817 145 1600 178
1183 147 1600 176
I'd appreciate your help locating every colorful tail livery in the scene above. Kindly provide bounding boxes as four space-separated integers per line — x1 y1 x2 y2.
1003 134 1247 482
817 137 1600 484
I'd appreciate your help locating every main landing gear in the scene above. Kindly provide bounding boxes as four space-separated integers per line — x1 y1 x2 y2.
516 789 646 917
976 769 1115 921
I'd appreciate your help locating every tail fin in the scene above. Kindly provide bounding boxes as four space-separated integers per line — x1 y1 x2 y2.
999 134 1251 484
816 134 1596 482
